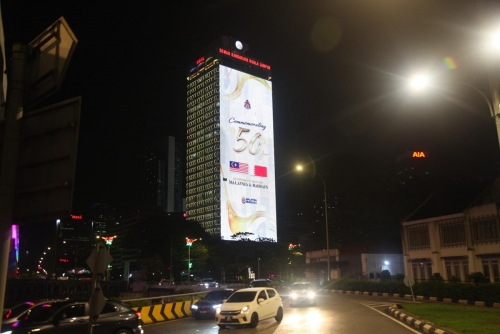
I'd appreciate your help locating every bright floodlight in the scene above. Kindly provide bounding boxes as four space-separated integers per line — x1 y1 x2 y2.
491 31 500 50
296 165 303 171
410 75 429 89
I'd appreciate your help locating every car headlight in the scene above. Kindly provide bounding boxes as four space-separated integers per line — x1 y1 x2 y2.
241 305 249 313
290 292 298 299
191 305 198 310
213 304 221 309
308 292 316 298
216 307 221 314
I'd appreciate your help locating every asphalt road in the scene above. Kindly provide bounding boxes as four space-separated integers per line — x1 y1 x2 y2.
143 292 422 334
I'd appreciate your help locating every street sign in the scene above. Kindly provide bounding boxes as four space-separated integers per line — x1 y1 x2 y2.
25 17 78 110
86 244 113 274
403 277 415 287
13 97 81 223
89 282 106 318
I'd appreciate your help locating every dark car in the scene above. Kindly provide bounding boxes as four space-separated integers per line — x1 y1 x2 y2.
249 279 273 288
2 299 143 334
191 289 234 319
197 278 219 288
2 299 68 327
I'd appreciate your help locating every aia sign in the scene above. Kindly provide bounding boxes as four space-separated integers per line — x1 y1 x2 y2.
412 151 426 158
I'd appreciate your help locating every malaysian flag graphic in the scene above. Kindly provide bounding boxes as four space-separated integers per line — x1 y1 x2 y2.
230 161 248 174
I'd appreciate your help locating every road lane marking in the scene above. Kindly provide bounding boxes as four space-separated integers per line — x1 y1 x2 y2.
351 300 421 334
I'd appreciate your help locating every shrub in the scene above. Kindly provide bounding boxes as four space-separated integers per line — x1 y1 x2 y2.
467 272 489 286
430 273 444 282
380 270 391 280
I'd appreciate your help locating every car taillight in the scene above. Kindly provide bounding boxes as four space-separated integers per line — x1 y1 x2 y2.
135 311 141 319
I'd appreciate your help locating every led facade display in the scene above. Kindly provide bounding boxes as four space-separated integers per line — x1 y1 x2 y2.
218 65 277 241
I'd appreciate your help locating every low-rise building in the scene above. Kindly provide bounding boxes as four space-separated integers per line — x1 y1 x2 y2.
401 178 500 283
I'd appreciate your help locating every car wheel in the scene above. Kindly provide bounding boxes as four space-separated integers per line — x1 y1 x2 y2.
114 329 132 334
249 312 259 328
218 324 226 329
194 314 201 320
275 307 283 322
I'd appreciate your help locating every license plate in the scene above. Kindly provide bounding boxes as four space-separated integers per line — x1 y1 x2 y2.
200 311 207 313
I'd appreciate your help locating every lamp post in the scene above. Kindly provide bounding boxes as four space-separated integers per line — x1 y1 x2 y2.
410 76 500 150
186 238 199 284
258 258 260 279
101 235 117 281
296 165 331 281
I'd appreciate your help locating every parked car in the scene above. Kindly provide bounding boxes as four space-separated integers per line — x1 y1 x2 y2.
198 278 219 288
215 287 283 328
289 281 316 307
1 299 144 334
2 299 68 327
191 289 234 319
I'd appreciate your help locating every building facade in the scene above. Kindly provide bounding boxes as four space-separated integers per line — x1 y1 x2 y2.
144 136 184 213
401 179 500 283
186 36 276 240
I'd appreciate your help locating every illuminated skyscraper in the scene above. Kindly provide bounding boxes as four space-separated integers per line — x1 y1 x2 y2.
186 36 277 241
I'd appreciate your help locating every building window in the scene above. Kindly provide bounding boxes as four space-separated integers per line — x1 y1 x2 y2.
470 215 500 245
493 260 500 283
445 261 452 280
427 263 433 279
412 263 418 280
407 224 430 250
463 261 469 277
419 263 425 280
482 260 491 281
438 218 466 247
453 261 460 280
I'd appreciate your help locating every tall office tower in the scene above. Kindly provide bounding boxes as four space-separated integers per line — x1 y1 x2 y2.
144 136 184 212
395 150 433 191
186 36 277 241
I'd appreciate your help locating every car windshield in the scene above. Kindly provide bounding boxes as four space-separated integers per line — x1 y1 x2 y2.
292 283 313 290
3 302 35 320
226 291 257 303
204 291 232 301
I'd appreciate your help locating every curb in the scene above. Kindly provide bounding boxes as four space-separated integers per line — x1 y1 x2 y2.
133 299 196 325
389 306 450 334
328 289 500 308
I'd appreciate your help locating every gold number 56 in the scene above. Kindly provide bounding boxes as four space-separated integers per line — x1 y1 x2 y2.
233 127 262 155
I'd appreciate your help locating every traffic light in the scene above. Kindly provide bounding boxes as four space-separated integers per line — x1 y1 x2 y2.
189 262 192 269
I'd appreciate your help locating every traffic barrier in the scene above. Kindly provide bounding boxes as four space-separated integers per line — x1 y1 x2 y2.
133 299 199 325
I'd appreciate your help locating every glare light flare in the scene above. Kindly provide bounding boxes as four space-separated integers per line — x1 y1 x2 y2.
490 31 500 50
410 75 429 90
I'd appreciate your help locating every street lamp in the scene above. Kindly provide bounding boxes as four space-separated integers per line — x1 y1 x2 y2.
409 75 500 149
186 237 200 284
100 235 117 280
296 165 331 282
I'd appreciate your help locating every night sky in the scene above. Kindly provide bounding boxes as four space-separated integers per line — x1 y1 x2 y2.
2 1 500 221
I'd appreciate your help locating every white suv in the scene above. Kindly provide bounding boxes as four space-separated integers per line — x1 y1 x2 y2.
215 287 283 328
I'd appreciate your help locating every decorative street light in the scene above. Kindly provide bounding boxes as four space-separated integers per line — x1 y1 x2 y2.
186 237 200 284
100 235 117 280
296 165 331 281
